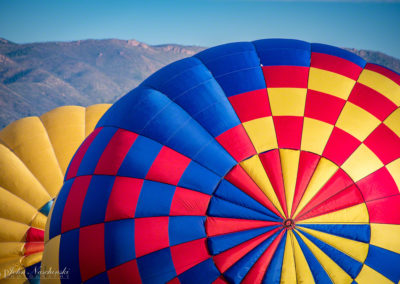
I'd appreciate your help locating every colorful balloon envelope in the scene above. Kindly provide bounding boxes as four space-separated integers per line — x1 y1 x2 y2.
0 104 110 283
43 39 400 284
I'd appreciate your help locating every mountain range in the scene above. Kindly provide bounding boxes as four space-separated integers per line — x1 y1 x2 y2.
0 38 399 129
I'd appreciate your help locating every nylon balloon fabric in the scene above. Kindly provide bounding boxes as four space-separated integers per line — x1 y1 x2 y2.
42 39 400 284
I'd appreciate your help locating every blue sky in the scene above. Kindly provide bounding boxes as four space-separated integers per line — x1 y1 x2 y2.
0 0 399 58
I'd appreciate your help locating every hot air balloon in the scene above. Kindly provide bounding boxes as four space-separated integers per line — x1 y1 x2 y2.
0 104 111 283
42 39 400 284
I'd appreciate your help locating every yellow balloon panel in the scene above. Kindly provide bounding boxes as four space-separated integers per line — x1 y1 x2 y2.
308 68 355 100
0 186 39 226
335 102 381 142
341 144 384 182
0 218 29 242
243 117 278 153
268 88 307 116
0 242 24 258
301 117 334 155
358 69 400 106
0 145 51 209
0 117 63 198
85 104 111 137
279 149 300 217
40 106 86 175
